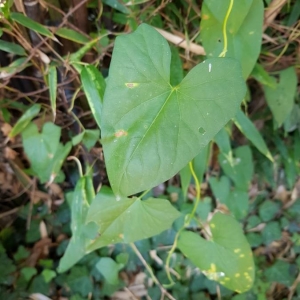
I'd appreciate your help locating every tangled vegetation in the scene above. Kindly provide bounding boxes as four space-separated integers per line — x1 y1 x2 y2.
0 0 299 299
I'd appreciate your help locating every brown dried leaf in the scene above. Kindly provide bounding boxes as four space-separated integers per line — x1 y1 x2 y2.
4 147 18 160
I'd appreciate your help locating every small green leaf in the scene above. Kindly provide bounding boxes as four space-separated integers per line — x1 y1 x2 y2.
102 23 246 196
103 0 130 14
9 104 41 137
200 0 264 79
261 221 282 245
219 145 253 190
86 186 181 251
66 266 93 297
11 12 53 38
264 67 297 127
226 190 249 219
0 57 29 78
72 129 100 151
48 66 57 120
251 63 276 88
259 200 280 222
210 176 249 219
21 122 71 183
214 127 231 155
265 261 295 287
178 212 255 293
0 40 26 56
41 269 56 283
55 27 90 44
82 129 100 150
13 245 30 262
72 131 85 146
96 257 122 285
69 39 99 72
81 65 105 130
246 233 262 248
209 176 231 203
234 110 273 162
21 267 37 282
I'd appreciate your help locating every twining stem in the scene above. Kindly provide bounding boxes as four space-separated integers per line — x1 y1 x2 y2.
67 156 83 177
130 243 176 300
219 0 234 57
165 161 201 286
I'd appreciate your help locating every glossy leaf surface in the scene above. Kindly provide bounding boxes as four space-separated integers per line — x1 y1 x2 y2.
101 23 246 196
178 212 255 293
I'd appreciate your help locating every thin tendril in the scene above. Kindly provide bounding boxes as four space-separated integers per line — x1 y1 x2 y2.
219 0 234 57
164 161 201 286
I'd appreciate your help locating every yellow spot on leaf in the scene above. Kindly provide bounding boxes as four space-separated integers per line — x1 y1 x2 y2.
210 223 216 228
248 267 253 270
249 31 255 35
235 273 240 278
114 130 128 138
209 263 216 272
119 233 124 239
125 82 139 88
220 281 225 284
202 14 210 20
234 248 241 253
224 277 230 281
239 254 245 258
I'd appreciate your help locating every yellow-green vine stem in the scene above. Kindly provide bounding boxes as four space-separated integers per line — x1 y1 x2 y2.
219 0 234 57
67 156 83 177
165 161 201 286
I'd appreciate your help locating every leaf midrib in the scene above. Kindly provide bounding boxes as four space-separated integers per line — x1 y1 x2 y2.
119 87 176 191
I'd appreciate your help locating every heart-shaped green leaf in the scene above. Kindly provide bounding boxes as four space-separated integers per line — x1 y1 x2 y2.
200 0 264 79
21 122 71 183
101 23 246 196
86 186 181 252
264 67 297 128
177 212 255 293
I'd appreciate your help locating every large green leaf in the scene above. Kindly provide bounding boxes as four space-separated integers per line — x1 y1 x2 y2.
101 23 246 196
86 186 181 252
200 0 264 79
178 212 255 293
264 67 297 128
